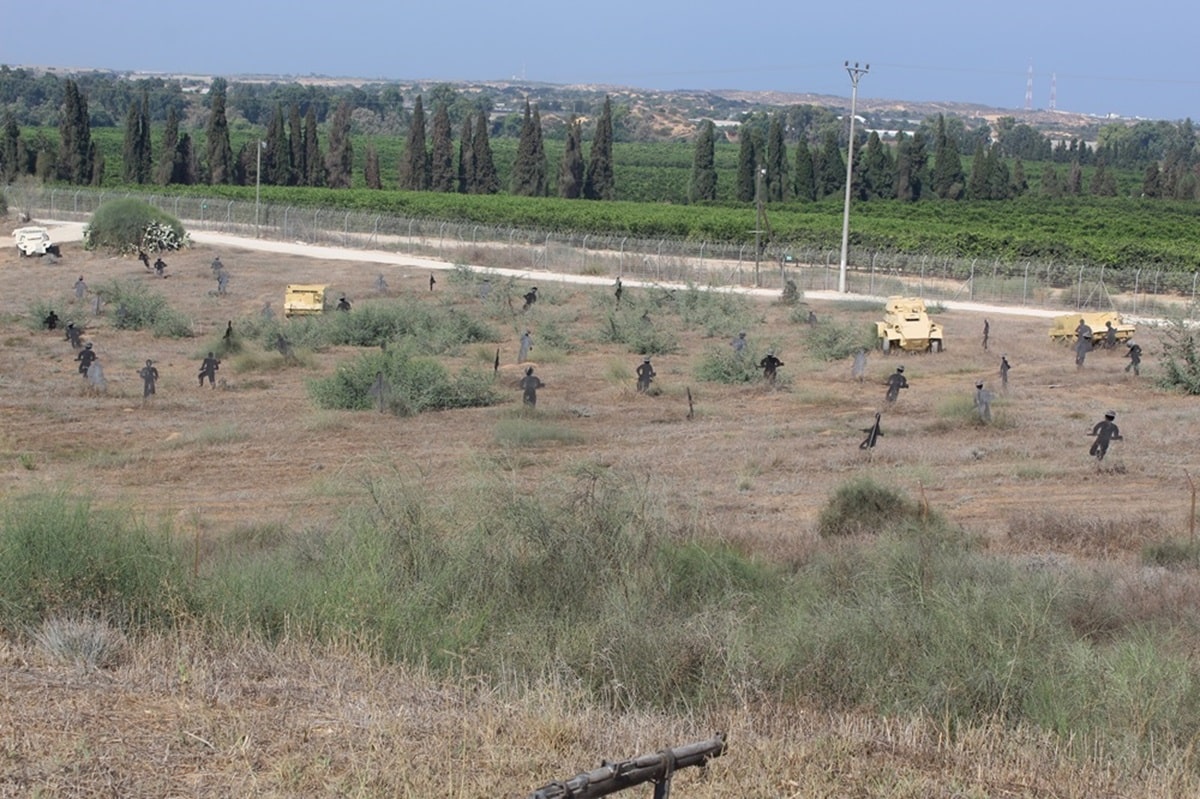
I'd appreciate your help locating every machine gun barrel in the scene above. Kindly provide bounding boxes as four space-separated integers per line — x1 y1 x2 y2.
527 733 726 799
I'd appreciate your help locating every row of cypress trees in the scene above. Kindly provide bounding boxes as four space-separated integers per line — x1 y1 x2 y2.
30 78 619 201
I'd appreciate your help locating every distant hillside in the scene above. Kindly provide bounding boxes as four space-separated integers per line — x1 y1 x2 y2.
19 64 1113 142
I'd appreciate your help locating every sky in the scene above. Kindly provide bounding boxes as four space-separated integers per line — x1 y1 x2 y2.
4 0 1197 122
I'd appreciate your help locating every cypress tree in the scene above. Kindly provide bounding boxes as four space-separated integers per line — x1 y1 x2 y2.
471 109 499 194
1090 158 1117 197
136 89 152 183
1066 159 1083 196
265 104 291 186
583 95 615 200
860 131 892 200
58 79 92 184
177 133 197 186
530 105 547 196
155 107 179 185
559 117 584 199
893 131 928 201
931 114 965 199
966 142 989 199
233 142 250 186
304 106 323 187
1010 157 1029 197
457 115 474 194
324 100 353 189
121 100 141 183
688 119 717 203
1 113 20 182
792 138 815 202
984 146 1011 200
399 95 429 191
510 100 547 196
510 99 536 195
1042 164 1063 198
765 114 788 202
205 78 233 185
89 144 103 186
816 129 845 199
734 124 757 202
288 104 304 187
429 103 455 192
364 144 382 189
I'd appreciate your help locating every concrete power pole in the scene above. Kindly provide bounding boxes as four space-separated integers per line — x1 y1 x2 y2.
838 62 869 294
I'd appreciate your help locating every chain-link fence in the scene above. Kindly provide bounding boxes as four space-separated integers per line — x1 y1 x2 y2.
12 185 1199 318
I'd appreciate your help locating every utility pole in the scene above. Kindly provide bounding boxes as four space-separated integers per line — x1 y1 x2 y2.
838 61 869 294
753 166 767 287
254 140 266 238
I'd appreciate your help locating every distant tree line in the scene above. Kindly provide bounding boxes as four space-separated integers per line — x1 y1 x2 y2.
3 68 1200 204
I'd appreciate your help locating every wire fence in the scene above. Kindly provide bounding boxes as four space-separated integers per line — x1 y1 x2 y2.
14 185 1200 318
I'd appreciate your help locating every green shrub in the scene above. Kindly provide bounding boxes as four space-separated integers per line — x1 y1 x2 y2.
27 298 65 331
324 299 499 353
308 345 500 415
803 319 877 362
236 300 499 355
1157 320 1200 394
817 476 926 538
598 310 679 355
694 348 766 384
93 279 192 338
82 198 188 254
672 285 755 337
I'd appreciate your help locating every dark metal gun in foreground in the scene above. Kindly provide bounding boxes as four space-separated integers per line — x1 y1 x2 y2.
527 733 726 799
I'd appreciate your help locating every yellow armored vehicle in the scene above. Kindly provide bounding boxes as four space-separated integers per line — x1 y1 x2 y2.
1048 311 1135 347
876 296 944 353
284 284 329 318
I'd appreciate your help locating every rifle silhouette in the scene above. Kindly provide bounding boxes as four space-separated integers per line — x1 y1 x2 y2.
527 733 726 799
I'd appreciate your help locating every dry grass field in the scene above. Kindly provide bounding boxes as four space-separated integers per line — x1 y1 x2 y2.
2 220 1199 796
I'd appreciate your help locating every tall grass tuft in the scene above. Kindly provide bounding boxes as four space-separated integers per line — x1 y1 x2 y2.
0 493 193 631
32 615 127 669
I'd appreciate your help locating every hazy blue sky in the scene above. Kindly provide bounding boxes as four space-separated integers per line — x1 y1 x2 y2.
4 0 1196 121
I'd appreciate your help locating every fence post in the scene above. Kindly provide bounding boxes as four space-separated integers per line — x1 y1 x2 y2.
1023 262 1029 306
620 236 627 276
969 259 976 301
1076 266 1084 309
1192 272 1197 317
